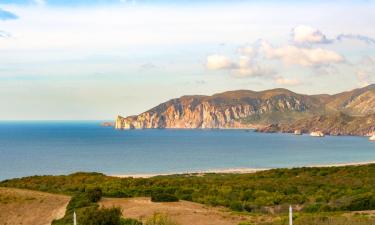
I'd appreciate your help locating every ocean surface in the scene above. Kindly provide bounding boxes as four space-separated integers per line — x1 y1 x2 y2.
0 121 374 181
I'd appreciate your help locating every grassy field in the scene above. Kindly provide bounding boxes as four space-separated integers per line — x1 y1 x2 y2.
100 197 250 225
0 187 70 225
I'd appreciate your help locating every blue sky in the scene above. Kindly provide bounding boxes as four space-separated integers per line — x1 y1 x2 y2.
0 0 374 120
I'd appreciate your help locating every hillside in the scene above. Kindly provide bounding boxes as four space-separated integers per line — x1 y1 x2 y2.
2 165 375 225
0 187 70 225
2 165 375 215
257 112 375 136
115 85 375 130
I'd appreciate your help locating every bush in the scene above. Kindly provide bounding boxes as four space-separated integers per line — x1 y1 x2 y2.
122 218 143 225
230 201 243 211
341 193 375 211
66 193 94 212
304 203 322 213
86 187 103 203
80 207 124 225
151 193 179 202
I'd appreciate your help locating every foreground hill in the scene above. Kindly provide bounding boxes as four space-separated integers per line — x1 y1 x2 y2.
2 164 374 215
1 165 375 225
0 187 69 225
115 84 375 131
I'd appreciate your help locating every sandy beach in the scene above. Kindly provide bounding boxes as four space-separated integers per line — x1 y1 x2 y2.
110 160 375 178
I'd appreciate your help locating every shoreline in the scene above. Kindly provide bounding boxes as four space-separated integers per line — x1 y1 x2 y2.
109 126 373 137
110 160 375 178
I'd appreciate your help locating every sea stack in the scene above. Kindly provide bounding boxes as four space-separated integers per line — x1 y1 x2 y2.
310 131 325 137
370 135 375 141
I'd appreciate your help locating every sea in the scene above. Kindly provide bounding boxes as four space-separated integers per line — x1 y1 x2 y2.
0 121 374 181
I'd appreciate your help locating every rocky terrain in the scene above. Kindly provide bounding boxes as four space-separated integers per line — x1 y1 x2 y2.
115 84 375 135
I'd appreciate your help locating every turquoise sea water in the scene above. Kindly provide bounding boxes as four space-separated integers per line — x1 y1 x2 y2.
0 121 374 181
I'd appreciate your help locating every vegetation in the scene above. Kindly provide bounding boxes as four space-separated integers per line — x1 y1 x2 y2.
145 213 180 225
242 213 375 225
1 164 375 217
151 189 179 202
52 187 143 225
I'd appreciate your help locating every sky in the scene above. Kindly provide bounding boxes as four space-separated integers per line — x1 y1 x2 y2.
0 0 375 120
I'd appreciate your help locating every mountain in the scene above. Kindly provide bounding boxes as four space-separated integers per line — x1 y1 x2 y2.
115 84 375 133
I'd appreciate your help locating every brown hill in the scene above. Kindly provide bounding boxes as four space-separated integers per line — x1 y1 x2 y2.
0 187 70 225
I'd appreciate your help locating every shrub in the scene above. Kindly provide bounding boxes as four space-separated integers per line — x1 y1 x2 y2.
66 193 93 212
230 201 243 211
151 193 179 202
341 193 375 211
79 207 124 225
122 218 143 225
86 187 103 203
304 203 322 213
145 213 180 225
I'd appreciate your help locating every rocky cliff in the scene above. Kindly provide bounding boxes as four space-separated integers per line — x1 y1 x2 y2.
115 84 375 132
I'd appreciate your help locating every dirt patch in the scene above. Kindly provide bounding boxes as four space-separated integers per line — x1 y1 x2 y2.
100 197 250 225
0 187 70 225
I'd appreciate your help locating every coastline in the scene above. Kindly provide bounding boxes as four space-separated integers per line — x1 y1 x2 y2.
110 160 375 178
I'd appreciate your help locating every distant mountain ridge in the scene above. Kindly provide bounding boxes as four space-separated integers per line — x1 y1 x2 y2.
115 84 375 135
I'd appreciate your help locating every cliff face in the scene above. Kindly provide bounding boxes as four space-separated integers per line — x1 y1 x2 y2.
115 84 375 130
115 89 319 129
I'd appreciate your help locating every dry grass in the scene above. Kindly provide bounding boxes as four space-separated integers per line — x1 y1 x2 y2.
100 197 251 225
0 187 70 225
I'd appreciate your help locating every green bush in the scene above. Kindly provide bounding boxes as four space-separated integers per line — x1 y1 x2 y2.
230 201 243 211
86 187 103 203
66 193 94 213
79 207 124 225
122 218 143 225
341 193 375 211
151 193 179 202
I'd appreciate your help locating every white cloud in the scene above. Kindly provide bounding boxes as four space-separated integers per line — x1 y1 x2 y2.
274 76 301 86
356 56 375 86
206 54 273 78
233 56 273 78
292 25 331 44
261 41 344 67
292 25 327 44
206 54 234 70
238 46 255 56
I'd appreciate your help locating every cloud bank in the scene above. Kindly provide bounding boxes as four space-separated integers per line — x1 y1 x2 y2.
0 30 11 38
261 41 344 67
292 25 375 45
